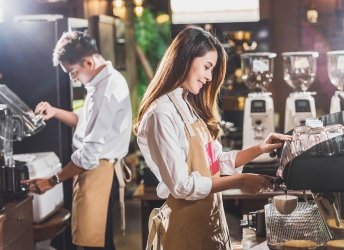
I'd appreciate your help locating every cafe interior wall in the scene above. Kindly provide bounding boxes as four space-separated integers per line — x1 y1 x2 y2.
111 0 343 133
265 0 344 132
3 0 344 130
0 0 343 248
168 0 344 133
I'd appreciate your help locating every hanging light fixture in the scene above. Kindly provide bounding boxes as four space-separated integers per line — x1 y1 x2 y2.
157 14 170 24
134 0 144 17
134 0 143 5
113 0 126 19
307 3 318 23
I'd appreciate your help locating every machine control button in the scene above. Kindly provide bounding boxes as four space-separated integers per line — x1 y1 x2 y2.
255 120 262 125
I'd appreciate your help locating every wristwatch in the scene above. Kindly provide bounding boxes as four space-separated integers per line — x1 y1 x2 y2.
50 173 61 186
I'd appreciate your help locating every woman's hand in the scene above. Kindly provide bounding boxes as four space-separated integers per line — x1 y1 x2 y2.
239 174 274 195
21 177 55 195
35 101 56 121
259 133 292 153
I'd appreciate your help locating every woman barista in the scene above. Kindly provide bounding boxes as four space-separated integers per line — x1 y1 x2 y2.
134 27 291 250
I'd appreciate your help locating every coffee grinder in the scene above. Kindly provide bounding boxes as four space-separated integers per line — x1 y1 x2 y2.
0 104 29 201
0 85 45 201
240 52 277 163
282 52 318 133
327 51 344 113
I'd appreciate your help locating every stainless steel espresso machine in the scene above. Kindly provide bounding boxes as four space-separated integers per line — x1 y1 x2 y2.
0 85 45 202
270 111 344 248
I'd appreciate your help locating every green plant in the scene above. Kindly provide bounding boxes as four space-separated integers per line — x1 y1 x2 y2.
135 9 171 99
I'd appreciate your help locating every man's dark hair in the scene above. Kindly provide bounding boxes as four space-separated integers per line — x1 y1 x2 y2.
53 31 99 66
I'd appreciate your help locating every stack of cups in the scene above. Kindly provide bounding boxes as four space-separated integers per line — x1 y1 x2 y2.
291 118 344 156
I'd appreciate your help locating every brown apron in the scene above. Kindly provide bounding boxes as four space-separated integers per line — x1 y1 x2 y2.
147 92 231 250
72 159 114 247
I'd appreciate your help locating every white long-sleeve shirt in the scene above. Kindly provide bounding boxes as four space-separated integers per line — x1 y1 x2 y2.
71 61 132 170
137 88 239 200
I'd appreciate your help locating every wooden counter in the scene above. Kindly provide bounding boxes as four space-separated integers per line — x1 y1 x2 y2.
133 184 311 250
249 241 269 250
0 196 34 250
0 214 6 250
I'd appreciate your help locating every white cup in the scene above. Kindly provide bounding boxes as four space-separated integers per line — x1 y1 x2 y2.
273 195 298 214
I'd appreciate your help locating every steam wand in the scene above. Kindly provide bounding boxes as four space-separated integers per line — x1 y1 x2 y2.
337 93 344 106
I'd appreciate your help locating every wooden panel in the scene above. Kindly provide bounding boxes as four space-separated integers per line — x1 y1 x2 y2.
0 215 6 250
2 198 33 247
3 229 33 250
0 197 33 250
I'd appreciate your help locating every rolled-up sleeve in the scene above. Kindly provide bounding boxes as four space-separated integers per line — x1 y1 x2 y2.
71 94 119 170
143 112 212 200
213 140 240 175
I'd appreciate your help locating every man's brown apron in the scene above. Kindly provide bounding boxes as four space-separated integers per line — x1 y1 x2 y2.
146 92 231 250
72 159 114 247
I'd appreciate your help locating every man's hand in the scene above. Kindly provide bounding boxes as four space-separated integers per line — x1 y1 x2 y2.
259 133 292 153
21 177 55 195
35 101 56 121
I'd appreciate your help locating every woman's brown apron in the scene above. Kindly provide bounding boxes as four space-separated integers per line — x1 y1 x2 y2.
72 159 114 247
147 92 231 250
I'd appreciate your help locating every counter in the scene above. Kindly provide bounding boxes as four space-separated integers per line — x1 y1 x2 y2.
133 183 312 250
0 196 34 250
249 241 269 250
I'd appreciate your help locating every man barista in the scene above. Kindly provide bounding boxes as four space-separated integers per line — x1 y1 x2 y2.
22 31 132 250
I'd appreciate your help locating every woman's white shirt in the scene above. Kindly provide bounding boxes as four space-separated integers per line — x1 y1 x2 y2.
137 88 239 200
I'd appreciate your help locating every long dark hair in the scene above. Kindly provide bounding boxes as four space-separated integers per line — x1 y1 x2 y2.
134 27 227 139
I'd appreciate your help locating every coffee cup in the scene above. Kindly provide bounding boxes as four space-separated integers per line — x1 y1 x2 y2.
248 209 266 237
273 195 298 214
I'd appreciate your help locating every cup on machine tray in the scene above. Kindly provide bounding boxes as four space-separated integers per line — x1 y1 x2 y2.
305 127 333 156
273 195 298 214
324 124 344 155
292 125 311 155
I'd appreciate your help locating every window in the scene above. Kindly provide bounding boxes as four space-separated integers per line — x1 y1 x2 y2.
170 0 260 24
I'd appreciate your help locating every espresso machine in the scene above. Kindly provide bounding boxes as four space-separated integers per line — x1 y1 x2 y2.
240 52 277 163
0 85 45 201
272 111 344 247
327 51 344 113
282 52 318 133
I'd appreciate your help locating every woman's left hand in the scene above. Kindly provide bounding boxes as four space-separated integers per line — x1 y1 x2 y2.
260 133 292 153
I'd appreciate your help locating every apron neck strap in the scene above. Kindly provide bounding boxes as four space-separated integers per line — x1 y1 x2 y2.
167 92 196 137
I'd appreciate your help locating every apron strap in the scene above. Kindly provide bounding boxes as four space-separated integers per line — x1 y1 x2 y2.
113 158 132 235
167 92 195 137
146 208 161 250
188 102 208 127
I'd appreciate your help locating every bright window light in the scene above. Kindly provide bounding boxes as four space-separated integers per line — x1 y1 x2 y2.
170 0 260 24
0 7 3 23
0 0 4 23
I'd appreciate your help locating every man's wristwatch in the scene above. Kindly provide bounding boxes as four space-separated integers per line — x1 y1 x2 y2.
50 173 61 186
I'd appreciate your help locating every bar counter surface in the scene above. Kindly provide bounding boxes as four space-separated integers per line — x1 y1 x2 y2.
250 241 269 250
133 183 311 250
